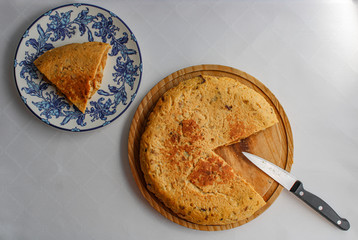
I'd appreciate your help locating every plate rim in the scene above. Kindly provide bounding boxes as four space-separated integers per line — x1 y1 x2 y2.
127 64 294 231
13 3 143 132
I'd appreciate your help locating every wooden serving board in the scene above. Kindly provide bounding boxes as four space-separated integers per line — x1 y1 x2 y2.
128 65 293 231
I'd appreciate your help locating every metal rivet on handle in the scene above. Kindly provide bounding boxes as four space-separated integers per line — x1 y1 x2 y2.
299 191 304 196
318 206 323 211
337 220 342 225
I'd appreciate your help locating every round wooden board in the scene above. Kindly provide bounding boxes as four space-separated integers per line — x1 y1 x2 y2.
128 65 294 231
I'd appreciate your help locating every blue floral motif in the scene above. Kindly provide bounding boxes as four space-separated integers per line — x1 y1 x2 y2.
23 30 29 38
44 10 53 16
22 78 48 98
110 85 127 106
110 32 137 60
32 91 68 119
21 96 27 104
88 97 116 122
139 62 143 73
47 10 76 41
20 25 54 80
19 55 38 81
42 118 50 125
71 127 80 132
131 33 137 42
47 8 97 42
92 13 119 43
72 8 97 41
113 56 139 89
97 84 127 106
17 5 141 131
130 92 137 103
103 121 111 126
61 110 86 126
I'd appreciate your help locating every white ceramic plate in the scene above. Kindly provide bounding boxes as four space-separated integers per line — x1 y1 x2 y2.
14 3 142 131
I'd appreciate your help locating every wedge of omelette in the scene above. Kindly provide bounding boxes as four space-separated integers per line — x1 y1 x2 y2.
34 42 111 113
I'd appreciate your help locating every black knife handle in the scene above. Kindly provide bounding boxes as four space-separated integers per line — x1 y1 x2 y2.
290 181 350 231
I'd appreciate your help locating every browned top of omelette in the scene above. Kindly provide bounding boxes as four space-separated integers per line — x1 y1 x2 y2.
140 75 278 225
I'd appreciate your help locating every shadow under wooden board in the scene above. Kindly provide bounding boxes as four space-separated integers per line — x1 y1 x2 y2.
128 65 294 231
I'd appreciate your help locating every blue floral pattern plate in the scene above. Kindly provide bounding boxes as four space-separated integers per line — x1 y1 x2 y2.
14 3 142 131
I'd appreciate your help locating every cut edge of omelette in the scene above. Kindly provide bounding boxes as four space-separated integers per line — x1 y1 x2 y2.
34 42 111 113
140 74 279 225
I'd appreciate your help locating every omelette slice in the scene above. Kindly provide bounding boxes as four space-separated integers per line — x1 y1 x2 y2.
34 42 111 113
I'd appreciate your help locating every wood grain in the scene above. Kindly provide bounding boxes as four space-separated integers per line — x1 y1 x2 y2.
128 65 293 231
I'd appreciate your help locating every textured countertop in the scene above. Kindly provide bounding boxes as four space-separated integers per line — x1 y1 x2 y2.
1 0 357 239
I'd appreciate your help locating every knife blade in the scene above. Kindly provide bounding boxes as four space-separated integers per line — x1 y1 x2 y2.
242 152 350 231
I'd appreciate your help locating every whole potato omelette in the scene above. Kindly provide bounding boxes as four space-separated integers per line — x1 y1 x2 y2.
140 75 278 225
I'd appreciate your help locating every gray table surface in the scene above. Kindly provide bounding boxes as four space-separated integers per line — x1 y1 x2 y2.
1 0 357 239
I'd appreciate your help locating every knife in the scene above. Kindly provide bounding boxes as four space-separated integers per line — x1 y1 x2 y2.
242 152 350 231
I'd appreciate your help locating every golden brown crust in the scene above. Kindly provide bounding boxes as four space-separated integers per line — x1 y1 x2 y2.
34 42 111 113
140 75 278 225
